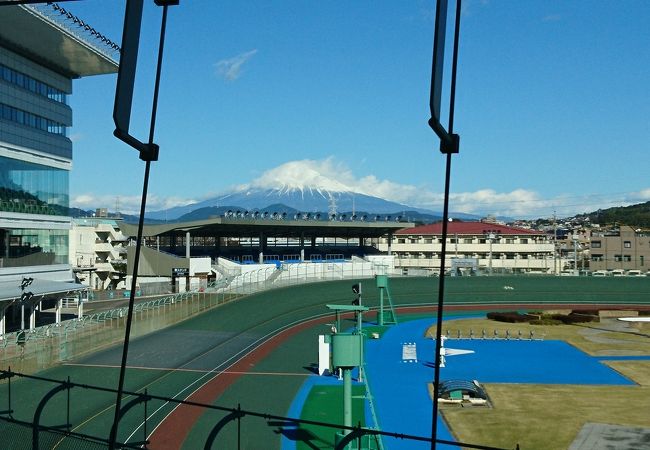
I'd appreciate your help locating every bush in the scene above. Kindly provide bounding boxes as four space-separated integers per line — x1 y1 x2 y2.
487 311 535 323
529 318 563 326
553 313 598 324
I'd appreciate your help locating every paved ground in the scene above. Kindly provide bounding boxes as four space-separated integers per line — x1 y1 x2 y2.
569 423 650 450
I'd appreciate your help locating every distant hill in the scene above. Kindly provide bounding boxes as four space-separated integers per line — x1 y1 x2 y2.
68 207 93 218
582 201 650 228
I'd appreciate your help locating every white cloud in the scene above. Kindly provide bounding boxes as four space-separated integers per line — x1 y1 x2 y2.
68 133 84 143
237 159 542 215
542 13 563 22
248 158 356 193
239 159 650 219
629 189 650 201
214 49 258 81
71 193 197 215
461 0 490 17
73 159 650 220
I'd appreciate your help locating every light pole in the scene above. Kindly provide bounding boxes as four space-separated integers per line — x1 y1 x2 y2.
484 231 499 275
553 212 558 275
572 234 579 276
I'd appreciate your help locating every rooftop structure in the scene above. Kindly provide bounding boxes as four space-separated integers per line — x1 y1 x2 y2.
0 3 119 78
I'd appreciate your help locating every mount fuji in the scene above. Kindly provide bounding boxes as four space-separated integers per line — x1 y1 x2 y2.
146 187 439 220
143 160 479 222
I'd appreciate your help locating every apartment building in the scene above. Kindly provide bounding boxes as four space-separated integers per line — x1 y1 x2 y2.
589 225 650 272
377 221 557 275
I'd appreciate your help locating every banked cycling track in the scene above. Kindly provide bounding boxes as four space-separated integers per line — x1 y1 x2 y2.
8 276 650 449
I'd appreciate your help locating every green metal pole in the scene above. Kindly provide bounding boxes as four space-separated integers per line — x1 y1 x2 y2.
343 368 352 432
379 288 384 326
357 313 364 382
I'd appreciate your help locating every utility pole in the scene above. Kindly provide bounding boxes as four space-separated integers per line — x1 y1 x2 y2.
553 212 558 275
573 234 579 276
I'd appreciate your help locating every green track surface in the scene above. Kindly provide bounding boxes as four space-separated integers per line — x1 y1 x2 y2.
2 276 649 448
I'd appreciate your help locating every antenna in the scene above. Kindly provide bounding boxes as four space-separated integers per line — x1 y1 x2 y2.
328 193 337 218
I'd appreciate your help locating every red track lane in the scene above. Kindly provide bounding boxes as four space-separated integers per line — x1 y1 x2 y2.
147 313 337 449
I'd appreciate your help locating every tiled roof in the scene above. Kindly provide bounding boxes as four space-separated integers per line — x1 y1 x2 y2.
395 221 545 236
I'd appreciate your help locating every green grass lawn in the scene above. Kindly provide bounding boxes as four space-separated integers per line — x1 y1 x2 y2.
432 318 650 449
430 317 650 356
296 384 368 450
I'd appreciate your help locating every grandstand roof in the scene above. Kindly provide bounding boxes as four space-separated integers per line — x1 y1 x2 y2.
121 217 412 240
0 279 86 303
396 221 545 236
0 5 118 78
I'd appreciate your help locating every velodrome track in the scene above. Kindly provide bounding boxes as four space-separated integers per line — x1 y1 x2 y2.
3 276 650 449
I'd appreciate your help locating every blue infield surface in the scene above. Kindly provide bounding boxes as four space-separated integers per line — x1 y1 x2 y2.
286 316 637 449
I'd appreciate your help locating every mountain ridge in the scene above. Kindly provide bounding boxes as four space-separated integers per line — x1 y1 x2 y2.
144 187 475 222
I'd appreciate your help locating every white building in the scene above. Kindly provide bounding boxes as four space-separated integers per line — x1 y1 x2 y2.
378 222 559 275
70 217 129 290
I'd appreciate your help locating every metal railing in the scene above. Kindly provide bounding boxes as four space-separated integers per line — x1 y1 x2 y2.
24 3 120 61
0 259 388 363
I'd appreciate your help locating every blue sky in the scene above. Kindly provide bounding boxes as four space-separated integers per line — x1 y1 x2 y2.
64 0 650 218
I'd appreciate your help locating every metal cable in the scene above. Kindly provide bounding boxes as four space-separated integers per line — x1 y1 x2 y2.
430 0 463 448
108 5 170 449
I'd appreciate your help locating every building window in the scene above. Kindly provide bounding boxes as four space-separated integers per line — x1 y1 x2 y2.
624 241 631 248
505 238 514 244
424 239 433 244
520 238 528 244
591 254 603 262
641 256 645 266
591 241 601 248
463 238 473 244
397 238 405 244
623 255 631 262
0 103 67 136
0 228 68 267
614 255 622 262
0 155 69 215
0 63 68 104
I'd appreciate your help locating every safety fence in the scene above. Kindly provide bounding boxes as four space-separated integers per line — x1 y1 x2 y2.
0 260 386 372
0 369 518 450
222 258 389 295
0 288 238 373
